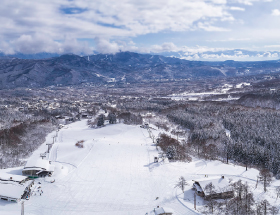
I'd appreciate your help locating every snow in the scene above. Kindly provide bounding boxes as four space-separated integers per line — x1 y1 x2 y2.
24 158 51 172
0 183 26 200
225 129 231 138
166 89 237 101
152 207 174 215
1 120 279 214
193 176 232 195
236 82 250 88
0 172 27 183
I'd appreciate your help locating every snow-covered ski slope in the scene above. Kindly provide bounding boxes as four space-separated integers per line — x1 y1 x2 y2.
0 121 198 215
1 120 278 215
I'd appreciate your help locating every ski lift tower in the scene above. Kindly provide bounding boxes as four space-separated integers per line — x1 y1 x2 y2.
46 143 53 153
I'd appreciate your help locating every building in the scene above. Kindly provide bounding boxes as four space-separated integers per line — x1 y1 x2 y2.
0 172 34 202
22 157 54 178
0 172 29 184
151 207 173 215
192 176 234 200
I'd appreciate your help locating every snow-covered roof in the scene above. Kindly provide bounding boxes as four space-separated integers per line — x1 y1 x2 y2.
194 176 232 196
0 183 26 199
153 207 174 215
24 158 50 171
193 183 203 192
0 172 28 183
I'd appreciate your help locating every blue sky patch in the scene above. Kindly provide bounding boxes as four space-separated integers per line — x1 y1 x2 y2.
60 7 87 15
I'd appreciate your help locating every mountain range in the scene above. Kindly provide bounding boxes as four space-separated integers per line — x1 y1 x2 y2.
0 52 280 89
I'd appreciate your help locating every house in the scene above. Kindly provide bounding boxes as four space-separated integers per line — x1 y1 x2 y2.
151 207 173 215
22 157 54 178
192 176 234 200
0 172 34 202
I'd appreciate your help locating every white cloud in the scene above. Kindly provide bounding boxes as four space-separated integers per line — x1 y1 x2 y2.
256 51 279 58
0 40 15 55
150 42 179 53
0 0 278 55
229 6 245 11
181 51 279 61
208 38 251 42
196 22 231 31
231 0 273 5
93 38 143 54
272 9 280 16
235 50 243 55
13 34 60 54
94 38 120 54
0 0 234 38
61 37 93 55
0 34 93 55
0 0 241 54
181 53 251 60
265 45 280 48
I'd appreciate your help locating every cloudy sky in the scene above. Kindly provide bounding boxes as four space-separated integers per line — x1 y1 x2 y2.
0 0 279 60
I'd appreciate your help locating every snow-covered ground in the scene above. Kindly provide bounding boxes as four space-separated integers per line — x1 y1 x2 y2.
166 82 252 101
0 120 279 215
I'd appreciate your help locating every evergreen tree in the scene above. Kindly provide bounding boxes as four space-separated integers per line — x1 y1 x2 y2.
108 113 117 124
97 114 105 127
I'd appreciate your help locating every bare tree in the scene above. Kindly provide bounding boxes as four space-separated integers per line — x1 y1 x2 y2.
256 200 270 215
275 186 280 199
259 169 272 192
270 206 279 215
228 180 255 215
174 176 188 193
204 182 217 214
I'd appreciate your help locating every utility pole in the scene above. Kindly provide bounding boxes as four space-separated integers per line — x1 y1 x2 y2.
21 201 24 215
194 192 196 210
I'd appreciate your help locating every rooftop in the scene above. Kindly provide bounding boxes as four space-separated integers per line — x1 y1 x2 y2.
0 183 26 200
24 157 51 171
0 172 28 183
194 176 232 196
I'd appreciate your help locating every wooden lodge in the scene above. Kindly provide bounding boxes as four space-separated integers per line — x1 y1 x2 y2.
192 176 234 200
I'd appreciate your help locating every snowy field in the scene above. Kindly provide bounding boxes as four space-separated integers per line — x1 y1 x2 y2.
0 120 279 215
166 82 251 101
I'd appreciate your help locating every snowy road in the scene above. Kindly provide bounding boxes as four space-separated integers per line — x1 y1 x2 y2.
22 121 197 215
